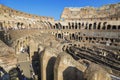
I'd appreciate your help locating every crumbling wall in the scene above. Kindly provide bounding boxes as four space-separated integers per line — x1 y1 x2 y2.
54 52 86 80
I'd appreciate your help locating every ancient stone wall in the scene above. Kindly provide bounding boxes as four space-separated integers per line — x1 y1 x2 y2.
0 2 119 80
61 3 120 20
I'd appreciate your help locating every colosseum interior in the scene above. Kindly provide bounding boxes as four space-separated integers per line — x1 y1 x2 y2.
0 2 120 80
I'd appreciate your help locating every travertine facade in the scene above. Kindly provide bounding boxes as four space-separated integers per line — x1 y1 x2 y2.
0 3 120 80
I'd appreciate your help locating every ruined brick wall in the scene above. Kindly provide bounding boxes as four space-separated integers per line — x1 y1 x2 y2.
61 3 120 20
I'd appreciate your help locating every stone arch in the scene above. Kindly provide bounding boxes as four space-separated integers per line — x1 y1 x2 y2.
102 22 107 30
68 22 71 29
41 47 59 80
63 26 65 29
54 52 86 80
69 25 71 29
69 33 71 40
47 22 53 29
44 21 49 29
53 26 55 29
89 23 92 30
71 33 76 40
47 21 52 29
82 22 84 27
17 22 21 29
72 22 74 29
55 23 59 29
63 67 83 80
78 22 81 27
118 25 120 30
75 22 77 29
66 26 68 29
97 22 101 30
58 33 62 39
46 57 56 80
85 22 88 29
93 22 97 29
58 22 62 29
112 25 117 30
107 24 111 30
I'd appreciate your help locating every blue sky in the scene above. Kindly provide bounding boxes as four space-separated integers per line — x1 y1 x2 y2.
0 0 120 20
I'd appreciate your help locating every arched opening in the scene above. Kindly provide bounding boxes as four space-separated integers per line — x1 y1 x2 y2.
112 25 117 30
89 24 92 30
78 23 81 29
71 34 75 40
72 22 74 29
58 23 62 29
75 23 77 29
102 22 107 30
82 23 84 27
85 23 88 29
66 26 68 29
118 25 120 30
63 67 83 80
55 23 59 29
107 25 111 30
93 22 96 29
78 37 81 41
53 26 55 29
68 22 71 27
17 22 21 29
48 22 53 29
21 23 24 29
86 37 88 40
69 34 72 40
97 22 101 30
63 26 65 29
46 57 56 80
58 33 62 39
69 26 71 29
89 37 92 41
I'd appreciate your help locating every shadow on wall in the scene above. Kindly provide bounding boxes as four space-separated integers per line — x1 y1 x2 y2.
63 66 84 80
46 57 56 80
32 48 41 80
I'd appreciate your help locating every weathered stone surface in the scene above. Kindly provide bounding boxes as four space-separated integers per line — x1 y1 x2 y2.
61 3 120 20
41 47 60 80
0 2 119 80
84 63 112 80
54 52 86 80
0 40 17 71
